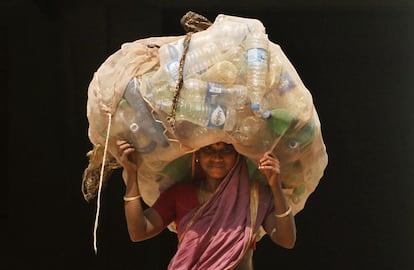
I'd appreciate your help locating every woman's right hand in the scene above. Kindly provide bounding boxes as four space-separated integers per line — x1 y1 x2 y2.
116 140 138 174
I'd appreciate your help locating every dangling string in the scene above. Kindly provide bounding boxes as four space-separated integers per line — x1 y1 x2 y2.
93 112 112 254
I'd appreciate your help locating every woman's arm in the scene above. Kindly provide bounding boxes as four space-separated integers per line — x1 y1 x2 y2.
258 152 296 249
117 140 165 242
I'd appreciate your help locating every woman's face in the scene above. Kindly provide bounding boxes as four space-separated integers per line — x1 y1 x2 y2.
198 142 238 181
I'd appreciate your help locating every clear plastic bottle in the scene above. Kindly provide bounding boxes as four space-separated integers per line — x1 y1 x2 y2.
180 78 208 103
156 38 224 80
208 20 249 50
211 84 248 109
190 21 248 53
123 77 170 148
213 14 266 34
222 45 246 77
154 40 185 84
158 42 183 66
176 101 228 129
244 32 269 114
112 99 157 153
152 84 175 113
237 115 266 146
266 49 283 89
143 69 176 114
223 107 238 132
184 41 223 76
201 60 238 84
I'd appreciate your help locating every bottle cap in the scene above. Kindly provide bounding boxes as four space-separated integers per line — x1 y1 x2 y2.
130 123 139 133
251 103 260 111
262 110 271 119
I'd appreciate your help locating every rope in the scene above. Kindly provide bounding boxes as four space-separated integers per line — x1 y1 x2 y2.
93 113 112 254
166 11 213 131
166 32 193 130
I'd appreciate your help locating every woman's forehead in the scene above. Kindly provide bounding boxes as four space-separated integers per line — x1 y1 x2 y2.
208 142 233 149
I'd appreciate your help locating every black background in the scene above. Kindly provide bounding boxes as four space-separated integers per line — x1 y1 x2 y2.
6 0 414 269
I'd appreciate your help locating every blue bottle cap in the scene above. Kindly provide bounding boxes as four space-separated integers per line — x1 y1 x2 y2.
251 103 260 111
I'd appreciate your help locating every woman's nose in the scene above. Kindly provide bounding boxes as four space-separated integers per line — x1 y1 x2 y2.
211 151 224 160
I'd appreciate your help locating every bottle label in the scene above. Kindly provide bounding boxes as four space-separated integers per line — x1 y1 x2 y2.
205 82 224 104
208 104 227 129
247 48 268 64
278 71 296 93
207 82 225 94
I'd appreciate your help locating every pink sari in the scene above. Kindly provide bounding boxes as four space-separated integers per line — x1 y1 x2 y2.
168 156 273 269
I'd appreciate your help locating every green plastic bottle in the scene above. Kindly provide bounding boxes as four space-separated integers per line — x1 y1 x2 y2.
262 109 294 136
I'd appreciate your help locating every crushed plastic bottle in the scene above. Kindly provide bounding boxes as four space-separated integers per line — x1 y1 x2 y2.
123 77 170 148
237 115 266 146
112 99 157 153
201 60 238 84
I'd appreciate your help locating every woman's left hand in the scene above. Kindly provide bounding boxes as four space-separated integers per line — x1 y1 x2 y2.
258 152 281 186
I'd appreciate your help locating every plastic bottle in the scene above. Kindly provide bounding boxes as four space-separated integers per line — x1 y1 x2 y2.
210 84 248 109
155 38 224 80
237 115 266 146
144 78 175 114
201 60 238 84
179 80 250 132
158 42 183 66
180 78 208 103
262 109 294 137
244 32 269 114
288 121 315 149
266 50 283 89
184 41 223 76
262 70 312 122
223 107 238 132
221 46 246 78
189 20 248 53
209 20 249 49
112 99 157 153
213 14 266 34
123 77 170 148
151 40 185 88
176 101 228 129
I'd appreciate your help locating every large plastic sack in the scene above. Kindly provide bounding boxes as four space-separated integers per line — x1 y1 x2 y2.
83 13 328 217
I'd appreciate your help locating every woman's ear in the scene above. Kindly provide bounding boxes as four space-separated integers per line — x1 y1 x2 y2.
194 150 200 161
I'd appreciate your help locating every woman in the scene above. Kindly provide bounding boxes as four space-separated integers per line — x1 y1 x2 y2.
117 140 296 269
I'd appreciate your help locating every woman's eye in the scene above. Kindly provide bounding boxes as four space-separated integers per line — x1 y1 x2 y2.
202 148 215 154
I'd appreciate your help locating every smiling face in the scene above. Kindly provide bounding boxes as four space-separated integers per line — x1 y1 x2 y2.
198 142 238 182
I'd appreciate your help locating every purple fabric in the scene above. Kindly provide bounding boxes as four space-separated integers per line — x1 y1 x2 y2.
168 157 273 270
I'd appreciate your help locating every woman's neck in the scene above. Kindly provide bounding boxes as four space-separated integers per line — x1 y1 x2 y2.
202 177 222 193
